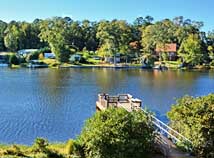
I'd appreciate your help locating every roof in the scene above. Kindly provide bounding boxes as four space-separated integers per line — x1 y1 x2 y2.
155 43 177 52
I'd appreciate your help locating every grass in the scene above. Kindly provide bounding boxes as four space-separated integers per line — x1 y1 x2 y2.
0 143 69 158
163 61 181 69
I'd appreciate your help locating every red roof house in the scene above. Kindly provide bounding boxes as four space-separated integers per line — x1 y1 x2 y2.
155 43 177 60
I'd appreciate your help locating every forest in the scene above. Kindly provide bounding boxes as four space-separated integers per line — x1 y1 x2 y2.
0 16 214 67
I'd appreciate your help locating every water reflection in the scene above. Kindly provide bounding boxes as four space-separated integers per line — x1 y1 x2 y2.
0 68 213 145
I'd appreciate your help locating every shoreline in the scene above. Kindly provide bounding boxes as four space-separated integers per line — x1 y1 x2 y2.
7 63 214 70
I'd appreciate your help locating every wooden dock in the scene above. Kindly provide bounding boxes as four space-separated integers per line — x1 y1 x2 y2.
96 93 194 158
96 93 142 112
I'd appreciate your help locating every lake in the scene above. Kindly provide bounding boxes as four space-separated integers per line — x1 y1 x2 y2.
0 68 214 145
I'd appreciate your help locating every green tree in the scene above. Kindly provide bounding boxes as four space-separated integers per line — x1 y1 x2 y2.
0 20 7 51
39 17 71 62
96 20 132 60
178 34 204 66
141 19 177 54
4 24 20 51
167 94 214 157
77 108 155 158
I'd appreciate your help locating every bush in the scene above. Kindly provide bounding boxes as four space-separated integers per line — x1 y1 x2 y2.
26 51 40 62
32 138 63 158
4 145 25 157
32 138 49 153
77 108 155 158
167 94 214 157
9 55 20 65
65 139 83 157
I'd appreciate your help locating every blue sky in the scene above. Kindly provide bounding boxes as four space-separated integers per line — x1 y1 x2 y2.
0 0 213 31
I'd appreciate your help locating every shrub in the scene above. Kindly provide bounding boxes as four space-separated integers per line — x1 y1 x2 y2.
65 139 75 155
77 108 155 158
32 138 63 158
9 55 20 65
32 138 49 153
65 139 83 157
167 94 214 157
26 51 40 62
4 145 25 157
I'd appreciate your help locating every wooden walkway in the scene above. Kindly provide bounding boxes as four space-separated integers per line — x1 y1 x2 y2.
96 93 194 158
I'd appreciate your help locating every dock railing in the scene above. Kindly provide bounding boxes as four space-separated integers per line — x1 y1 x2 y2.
96 94 193 153
141 108 193 152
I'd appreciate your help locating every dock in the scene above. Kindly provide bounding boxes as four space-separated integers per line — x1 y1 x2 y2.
96 93 194 158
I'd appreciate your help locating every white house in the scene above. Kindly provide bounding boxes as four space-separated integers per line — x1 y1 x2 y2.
104 53 121 64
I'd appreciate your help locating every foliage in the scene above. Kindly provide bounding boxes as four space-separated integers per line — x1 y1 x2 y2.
39 17 72 62
0 16 213 66
167 94 214 157
96 20 132 57
3 145 25 157
4 21 45 51
77 108 156 158
9 54 20 65
142 53 156 67
65 139 84 157
178 34 204 66
26 51 40 62
31 138 63 158
0 20 7 51
32 138 49 153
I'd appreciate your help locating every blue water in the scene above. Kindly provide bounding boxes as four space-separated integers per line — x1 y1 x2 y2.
0 68 213 145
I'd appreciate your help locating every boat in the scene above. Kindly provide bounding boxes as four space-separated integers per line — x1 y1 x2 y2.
153 64 168 70
27 60 48 68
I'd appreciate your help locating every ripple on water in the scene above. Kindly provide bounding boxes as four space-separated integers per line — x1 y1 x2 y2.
0 68 214 144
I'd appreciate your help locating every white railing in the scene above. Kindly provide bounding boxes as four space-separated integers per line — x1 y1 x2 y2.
141 108 192 151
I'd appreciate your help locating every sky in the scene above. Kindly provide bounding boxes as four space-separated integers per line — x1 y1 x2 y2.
0 0 213 31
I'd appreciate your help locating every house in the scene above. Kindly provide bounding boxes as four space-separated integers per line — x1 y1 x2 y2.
104 53 121 64
155 43 177 61
17 49 38 57
44 52 55 59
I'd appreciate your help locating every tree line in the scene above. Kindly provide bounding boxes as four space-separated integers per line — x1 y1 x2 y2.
0 16 214 66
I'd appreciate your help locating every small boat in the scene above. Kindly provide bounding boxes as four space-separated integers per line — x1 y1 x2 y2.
27 60 48 68
153 64 168 70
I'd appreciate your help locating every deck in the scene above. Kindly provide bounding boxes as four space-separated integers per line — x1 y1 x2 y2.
96 93 194 158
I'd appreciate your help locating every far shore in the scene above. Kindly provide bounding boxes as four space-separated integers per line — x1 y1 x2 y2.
8 62 214 70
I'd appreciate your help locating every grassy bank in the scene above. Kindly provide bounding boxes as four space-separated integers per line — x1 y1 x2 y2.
0 142 67 158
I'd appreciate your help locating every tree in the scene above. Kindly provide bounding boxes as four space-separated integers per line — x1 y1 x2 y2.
178 34 204 66
4 24 20 51
96 20 132 61
4 21 45 51
0 20 7 51
39 17 71 62
81 20 99 51
167 94 214 157
141 19 177 54
77 108 155 158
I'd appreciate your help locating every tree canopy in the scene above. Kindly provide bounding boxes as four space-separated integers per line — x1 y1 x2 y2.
167 94 214 157
0 16 213 65
77 108 156 158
